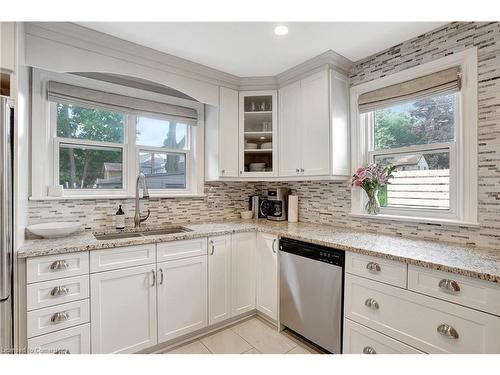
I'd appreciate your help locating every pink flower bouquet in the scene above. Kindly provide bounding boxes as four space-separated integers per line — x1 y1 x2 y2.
352 163 396 214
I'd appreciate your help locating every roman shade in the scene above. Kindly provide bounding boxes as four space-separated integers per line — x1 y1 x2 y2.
47 81 199 126
358 67 461 113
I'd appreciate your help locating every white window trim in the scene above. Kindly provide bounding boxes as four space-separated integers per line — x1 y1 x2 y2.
31 68 205 199
349 47 478 226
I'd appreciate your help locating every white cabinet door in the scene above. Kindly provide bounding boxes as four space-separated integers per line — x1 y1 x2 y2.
256 233 278 321
90 265 157 353
278 81 302 177
1 22 15 72
157 256 208 343
231 232 256 317
219 87 239 177
208 235 232 325
300 69 330 176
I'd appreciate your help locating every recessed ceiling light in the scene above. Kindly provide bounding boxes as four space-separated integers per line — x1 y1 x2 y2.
274 25 288 36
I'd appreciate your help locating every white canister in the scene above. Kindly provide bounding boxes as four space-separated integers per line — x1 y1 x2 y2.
288 195 298 222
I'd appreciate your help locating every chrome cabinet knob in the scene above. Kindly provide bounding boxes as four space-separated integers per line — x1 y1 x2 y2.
51 311 69 323
50 260 69 271
364 298 379 310
54 349 70 354
366 262 381 273
438 279 460 293
437 323 459 339
221 169 225 174
50 286 69 297
363 346 376 354
295 168 300 173
300 168 304 172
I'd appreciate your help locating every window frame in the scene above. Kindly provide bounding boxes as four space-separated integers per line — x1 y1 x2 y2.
350 48 478 226
31 69 205 199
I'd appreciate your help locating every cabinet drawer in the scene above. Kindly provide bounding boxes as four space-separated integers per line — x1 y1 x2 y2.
90 244 156 273
27 299 90 338
345 252 407 288
157 238 207 262
345 274 500 353
343 319 423 354
27 252 89 284
27 275 89 311
408 265 500 316
27 323 90 354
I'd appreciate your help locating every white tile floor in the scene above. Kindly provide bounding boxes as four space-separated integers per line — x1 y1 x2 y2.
164 317 325 354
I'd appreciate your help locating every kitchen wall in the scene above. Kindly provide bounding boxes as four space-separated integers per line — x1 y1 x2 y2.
261 22 500 249
26 22 500 249
27 182 259 232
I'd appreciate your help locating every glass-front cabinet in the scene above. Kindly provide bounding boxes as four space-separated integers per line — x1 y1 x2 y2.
238 90 278 177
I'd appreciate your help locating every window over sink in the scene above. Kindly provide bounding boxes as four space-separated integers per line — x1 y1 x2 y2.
31 69 205 199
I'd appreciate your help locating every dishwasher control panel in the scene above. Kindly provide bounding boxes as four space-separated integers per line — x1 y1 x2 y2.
279 238 344 267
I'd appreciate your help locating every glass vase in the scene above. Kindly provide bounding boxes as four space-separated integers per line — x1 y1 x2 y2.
365 189 380 215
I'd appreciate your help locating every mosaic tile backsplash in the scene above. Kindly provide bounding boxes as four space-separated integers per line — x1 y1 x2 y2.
27 22 500 249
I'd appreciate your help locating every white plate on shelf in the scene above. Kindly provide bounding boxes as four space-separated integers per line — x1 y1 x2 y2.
260 142 272 149
245 143 258 149
27 222 82 238
249 163 266 171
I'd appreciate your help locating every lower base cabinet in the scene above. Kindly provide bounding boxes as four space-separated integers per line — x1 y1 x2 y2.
157 256 208 343
343 319 423 354
27 323 91 354
90 264 158 354
231 232 256 316
208 235 232 325
256 233 278 321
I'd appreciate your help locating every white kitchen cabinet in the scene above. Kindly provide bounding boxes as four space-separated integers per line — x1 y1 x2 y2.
157 256 208 343
208 235 232 325
90 264 157 353
278 81 301 176
239 90 278 177
255 233 278 321
231 232 256 317
219 87 239 177
278 69 349 178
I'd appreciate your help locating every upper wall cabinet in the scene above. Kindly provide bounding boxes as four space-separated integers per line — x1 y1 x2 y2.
279 69 349 178
1 22 15 97
239 90 278 177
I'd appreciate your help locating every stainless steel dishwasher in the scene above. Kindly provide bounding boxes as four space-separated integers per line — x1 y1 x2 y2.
279 238 344 353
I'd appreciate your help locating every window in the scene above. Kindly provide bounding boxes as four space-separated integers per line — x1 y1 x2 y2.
370 93 457 211
34 71 204 198
136 116 189 190
350 49 478 225
55 103 126 190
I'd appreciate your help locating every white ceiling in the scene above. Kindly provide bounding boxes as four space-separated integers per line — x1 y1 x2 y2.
78 22 446 77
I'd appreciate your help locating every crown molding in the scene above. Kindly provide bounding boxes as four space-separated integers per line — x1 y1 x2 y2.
24 22 354 95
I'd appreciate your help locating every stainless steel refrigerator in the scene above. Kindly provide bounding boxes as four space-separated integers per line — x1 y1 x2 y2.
0 97 13 354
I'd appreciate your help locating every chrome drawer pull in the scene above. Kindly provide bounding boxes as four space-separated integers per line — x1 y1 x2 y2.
366 262 381 273
50 260 69 271
437 323 459 339
438 279 460 293
272 239 277 254
50 286 69 297
363 346 376 354
50 311 69 323
54 349 70 354
209 240 215 255
364 298 379 310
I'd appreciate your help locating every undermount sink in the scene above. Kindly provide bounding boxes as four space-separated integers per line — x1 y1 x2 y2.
94 227 192 241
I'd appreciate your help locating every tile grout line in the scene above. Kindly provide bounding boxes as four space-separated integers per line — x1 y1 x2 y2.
198 340 213 354
228 322 258 352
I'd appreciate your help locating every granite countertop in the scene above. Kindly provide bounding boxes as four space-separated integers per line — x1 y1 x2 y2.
18 219 500 283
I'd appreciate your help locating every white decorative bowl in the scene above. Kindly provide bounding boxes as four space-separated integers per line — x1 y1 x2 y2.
240 211 254 220
27 222 82 239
